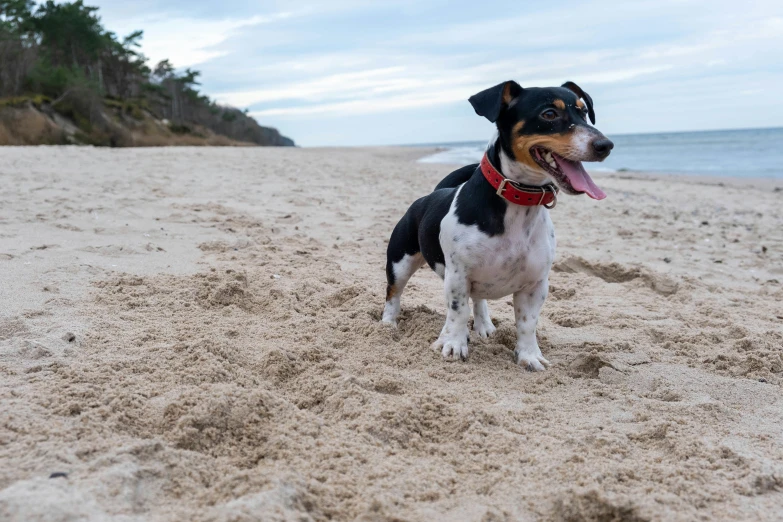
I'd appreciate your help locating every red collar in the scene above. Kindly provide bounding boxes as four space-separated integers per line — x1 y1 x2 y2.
480 154 558 208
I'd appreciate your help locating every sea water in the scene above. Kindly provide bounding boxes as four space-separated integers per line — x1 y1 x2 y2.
417 127 783 179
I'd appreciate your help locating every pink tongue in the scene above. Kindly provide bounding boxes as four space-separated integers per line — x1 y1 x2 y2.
552 154 607 200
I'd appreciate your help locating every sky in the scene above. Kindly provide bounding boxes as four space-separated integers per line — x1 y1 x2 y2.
65 0 783 146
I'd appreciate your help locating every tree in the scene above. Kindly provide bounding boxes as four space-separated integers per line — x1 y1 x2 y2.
0 0 34 31
101 29 148 98
0 0 35 96
0 1 290 146
30 1 104 69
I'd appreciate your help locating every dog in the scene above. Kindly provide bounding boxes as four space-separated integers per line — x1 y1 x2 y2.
382 80 613 371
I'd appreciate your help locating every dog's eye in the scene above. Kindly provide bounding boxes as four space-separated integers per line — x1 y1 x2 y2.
541 109 558 121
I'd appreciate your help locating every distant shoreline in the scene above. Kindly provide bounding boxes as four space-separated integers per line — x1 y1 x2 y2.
407 127 783 179
399 125 783 148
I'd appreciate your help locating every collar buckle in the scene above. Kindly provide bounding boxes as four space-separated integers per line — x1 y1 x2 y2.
496 177 511 197
540 184 558 209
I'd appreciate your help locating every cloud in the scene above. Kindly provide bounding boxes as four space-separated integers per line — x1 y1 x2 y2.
143 15 291 67
216 67 410 106
93 8 298 68
250 89 470 118
73 0 783 145
244 65 673 117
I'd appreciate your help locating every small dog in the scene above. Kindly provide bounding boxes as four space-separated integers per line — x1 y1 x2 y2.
382 80 613 371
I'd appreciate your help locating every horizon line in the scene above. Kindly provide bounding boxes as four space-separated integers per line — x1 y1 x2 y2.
375 125 783 149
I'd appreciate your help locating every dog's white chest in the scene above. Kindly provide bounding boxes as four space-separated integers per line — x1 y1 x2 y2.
443 205 555 300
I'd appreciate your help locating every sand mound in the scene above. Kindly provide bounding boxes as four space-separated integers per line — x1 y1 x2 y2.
553 256 679 296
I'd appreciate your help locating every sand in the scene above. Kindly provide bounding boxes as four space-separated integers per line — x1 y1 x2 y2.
0 145 782 521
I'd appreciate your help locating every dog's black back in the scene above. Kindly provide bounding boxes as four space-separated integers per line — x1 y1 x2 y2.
386 145 513 290
386 163 477 283
434 163 478 191
384 186 454 281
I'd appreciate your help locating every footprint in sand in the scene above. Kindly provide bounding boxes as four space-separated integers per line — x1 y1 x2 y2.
553 256 678 296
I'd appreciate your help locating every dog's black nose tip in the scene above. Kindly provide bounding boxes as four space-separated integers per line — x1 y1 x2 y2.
592 138 614 155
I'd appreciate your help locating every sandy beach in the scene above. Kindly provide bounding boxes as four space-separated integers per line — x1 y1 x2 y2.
1 146 782 521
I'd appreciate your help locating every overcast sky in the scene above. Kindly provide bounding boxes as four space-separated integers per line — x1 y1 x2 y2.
75 0 783 146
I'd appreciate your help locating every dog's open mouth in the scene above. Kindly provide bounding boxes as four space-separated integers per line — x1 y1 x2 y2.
531 147 606 200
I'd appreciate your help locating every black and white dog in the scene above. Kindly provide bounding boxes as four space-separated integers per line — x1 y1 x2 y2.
382 80 613 371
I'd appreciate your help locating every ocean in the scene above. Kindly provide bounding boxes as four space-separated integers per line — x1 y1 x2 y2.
417 127 783 179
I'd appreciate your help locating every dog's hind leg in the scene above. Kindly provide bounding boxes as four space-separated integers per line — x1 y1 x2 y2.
472 299 496 338
383 209 425 326
383 253 424 325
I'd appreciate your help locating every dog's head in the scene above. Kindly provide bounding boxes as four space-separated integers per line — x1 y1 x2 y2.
469 80 613 200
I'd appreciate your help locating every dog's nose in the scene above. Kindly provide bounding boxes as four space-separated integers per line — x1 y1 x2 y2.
592 138 614 156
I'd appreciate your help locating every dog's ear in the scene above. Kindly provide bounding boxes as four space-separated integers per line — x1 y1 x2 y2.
468 81 523 123
561 81 595 124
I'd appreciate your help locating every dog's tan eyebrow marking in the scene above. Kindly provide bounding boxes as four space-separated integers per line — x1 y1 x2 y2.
553 99 566 110
576 99 586 109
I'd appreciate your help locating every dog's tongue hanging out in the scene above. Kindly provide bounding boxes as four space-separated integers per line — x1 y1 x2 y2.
552 153 607 200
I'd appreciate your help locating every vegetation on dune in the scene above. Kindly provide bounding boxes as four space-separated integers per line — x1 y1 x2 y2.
0 0 293 146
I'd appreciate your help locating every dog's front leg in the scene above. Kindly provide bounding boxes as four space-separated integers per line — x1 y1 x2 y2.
513 280 551 371
431 264 471 361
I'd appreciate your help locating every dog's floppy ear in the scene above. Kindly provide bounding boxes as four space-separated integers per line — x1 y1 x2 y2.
468 81 523 123
561 81 595 124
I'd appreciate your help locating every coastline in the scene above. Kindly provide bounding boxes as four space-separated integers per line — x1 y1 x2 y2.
414 147 783 190
1 146 781 520
597 169 783 190
412 127 783 180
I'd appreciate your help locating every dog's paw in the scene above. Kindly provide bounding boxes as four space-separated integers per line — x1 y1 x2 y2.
381 302 399 327
473 318 496 339
431 336 469 362
514 346 550 372
380 317 397 328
